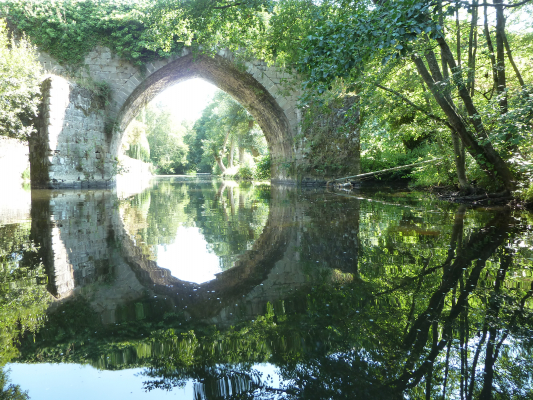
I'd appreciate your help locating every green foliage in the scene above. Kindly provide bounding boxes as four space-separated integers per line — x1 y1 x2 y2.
0 369 28 400
299 92 362 178
3 0 269 68
0 20 42 140
122 119 151 163
191 90 266 176
277 0 532 189
295 0 446 92
236 164 254 180
254 154 270 180
143 104 189 175
119 181 270 270
3 0 186 67
8 184 533 397
4 0 532 189
0 223 50 365
20 168 30 182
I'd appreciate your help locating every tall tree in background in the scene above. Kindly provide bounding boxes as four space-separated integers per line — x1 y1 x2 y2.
191 91 265 174
145 104 190 174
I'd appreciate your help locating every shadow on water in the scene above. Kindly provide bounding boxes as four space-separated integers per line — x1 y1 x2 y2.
1 180 533 399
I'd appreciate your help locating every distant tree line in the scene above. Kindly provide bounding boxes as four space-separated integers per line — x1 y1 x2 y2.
122 91 269 178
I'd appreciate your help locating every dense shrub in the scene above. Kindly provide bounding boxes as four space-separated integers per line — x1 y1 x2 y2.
254 154 271 180
236 164 254 180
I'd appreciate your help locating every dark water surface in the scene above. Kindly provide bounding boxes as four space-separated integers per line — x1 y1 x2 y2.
1 178 533 399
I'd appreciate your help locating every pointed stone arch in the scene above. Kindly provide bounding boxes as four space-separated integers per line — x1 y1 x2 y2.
112 53 296 181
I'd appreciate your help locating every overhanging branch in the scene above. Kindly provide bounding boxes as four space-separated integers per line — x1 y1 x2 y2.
376 84 453 130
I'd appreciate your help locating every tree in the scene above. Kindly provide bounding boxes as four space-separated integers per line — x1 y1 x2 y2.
192 90 262 174
0 369 28 400
144 103 190 175
0 20 41 140
292 0 529 191
0 223 50 366
122 117 150 163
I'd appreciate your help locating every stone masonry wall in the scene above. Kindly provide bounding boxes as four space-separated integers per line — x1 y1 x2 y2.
30 76 115 189
31 190 117 298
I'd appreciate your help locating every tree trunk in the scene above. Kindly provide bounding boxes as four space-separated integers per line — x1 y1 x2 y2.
238 147 245 164
412 52 516 191
494 0 508 114
228 136 235 168
215 156 227 174
503 33 525 86
452 131 469 190
437 12 469 190
467 1 478 98
483 0 498 98
467 327 487 400
216 128 231 174
456 9 462 67
348 95 361 175
250 147 260 157
479 251 511 400
437 39 517 185
228 186 235 215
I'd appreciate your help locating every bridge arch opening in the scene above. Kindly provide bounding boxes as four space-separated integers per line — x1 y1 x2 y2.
112 53 295 181
119 77 268 176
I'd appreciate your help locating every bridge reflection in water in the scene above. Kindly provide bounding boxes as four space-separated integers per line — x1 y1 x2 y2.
29 179 342 327
10 180 533 399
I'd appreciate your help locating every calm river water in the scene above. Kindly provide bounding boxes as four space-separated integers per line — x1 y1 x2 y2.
1 177 532 399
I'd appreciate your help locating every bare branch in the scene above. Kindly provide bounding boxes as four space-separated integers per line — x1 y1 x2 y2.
376 84 453 129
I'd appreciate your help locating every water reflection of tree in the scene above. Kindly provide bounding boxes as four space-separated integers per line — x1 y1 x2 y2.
120 181 193 260
0 222 50 398
189 181 270 271
0 223 49 365
137 206 533 399
121 181 270 272
14 196 533 399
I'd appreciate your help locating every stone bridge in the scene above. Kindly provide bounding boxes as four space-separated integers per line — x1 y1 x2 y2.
31 46 303 188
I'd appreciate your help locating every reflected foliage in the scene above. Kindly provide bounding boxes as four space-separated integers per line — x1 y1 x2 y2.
0 369 28 400
11 186 533 399
120 180 269 270
0 222 49 400
118 195 533 398
0 223 49 366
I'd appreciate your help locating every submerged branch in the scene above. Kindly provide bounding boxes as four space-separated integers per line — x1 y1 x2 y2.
327 158 442 184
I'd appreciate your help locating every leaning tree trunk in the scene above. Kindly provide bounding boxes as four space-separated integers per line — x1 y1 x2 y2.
503 34 525 87
412 51 516 191
215 156 227 174
429 24 471 190
437 39 517 188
